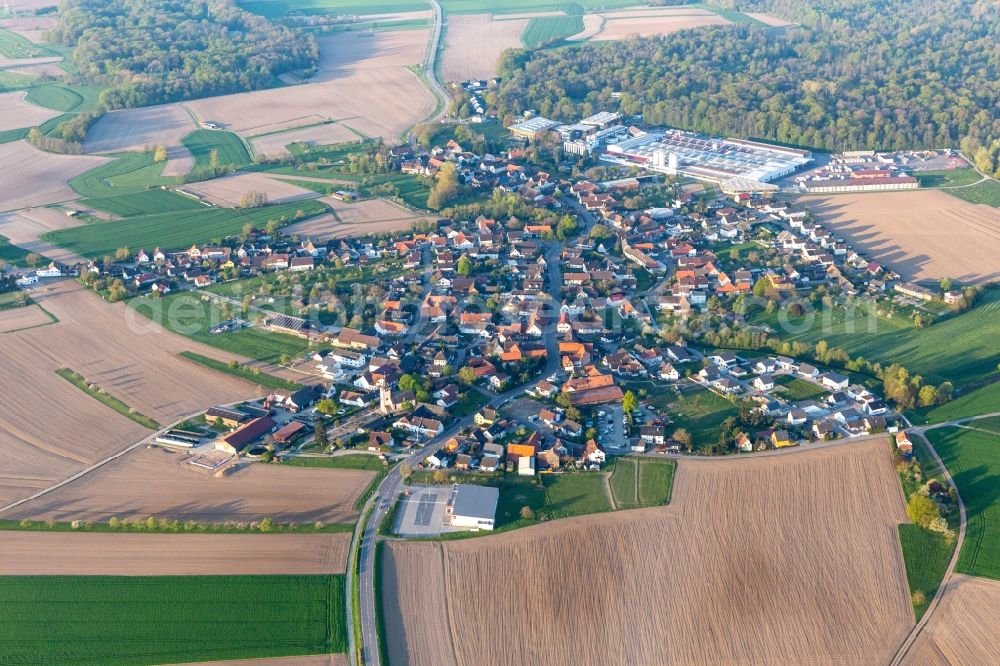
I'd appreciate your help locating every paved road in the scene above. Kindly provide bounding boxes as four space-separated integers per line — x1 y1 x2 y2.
422 0 449 122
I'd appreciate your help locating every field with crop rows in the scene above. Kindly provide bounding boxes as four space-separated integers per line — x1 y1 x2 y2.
44 199 327 258
183 129 254 171
25 84 104 113
0 575 345 664
520 15 584 47
927 425 1000 580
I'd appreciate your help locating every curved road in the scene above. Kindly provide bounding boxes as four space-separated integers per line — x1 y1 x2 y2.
421 0 449 122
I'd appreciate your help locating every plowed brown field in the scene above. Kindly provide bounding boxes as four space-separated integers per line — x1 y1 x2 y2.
903 574 1000 666
0 141 108 212
8 445 373 525
439 14 526 81
383 440 912 665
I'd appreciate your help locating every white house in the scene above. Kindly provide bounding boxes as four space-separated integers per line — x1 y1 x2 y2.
821 372 849 391
446 484 498 531
753 375 775 391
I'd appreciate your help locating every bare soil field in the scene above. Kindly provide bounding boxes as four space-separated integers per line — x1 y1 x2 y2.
0 207 89 263
0 531 349 575
800 190 1000 282
1 0 59 10
181 173 319 207
0 304 53 333
745 11 796 26
383 440 912 666
0 54 61 70
286 197 428 239
591 14 730 40
8 445 373 525
0 280 256 508
359 10 431 22
0 90 60 132
249 123 360 159
567 14 603 41
0 140 108 212
598 7 717 19
83 103 196 177
439 14 527 82
185 29 434 141
903 574 1000 665
0 16 57 43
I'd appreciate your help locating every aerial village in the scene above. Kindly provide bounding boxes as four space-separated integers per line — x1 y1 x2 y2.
8 113 954 532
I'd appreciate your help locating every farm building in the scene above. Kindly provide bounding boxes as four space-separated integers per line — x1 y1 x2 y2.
273 421 306 444
205 406 251 428
215 416 276 454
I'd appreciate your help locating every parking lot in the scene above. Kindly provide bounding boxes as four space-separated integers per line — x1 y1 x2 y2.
598 404 628 451
393 485 457 537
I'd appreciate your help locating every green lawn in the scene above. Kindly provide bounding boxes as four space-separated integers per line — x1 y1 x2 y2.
609 457 638 508
917 169 1000 207
928 425 1000 580
775 375 827 401
755 288 1000 386
909 381 1000 425
284 454 386 471
452 389 489 417
129 292 311 363
654 386 739 448
897 524 954 620
179 351 301 390
25 84 105 113
915 168 983 188
0 575 345 664
938 178 1000 207
0 234 30 266
0 70 35 92
638 458 675 506
520 15 584 48
541 472 612 519
44 200 327 258
183 129 254 171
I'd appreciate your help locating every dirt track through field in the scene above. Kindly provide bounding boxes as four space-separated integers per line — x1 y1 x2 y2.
902 574 1000 665
0 280 257 507
801 190 1000 282
8 445 373 525
383 440 912 665
0 531 350 575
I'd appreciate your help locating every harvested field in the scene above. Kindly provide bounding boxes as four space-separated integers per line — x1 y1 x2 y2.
83 103 196 176
181 173 319 207
598 7 717 19
0 0 59 9
8 445 373 525
0 304 52 333
250 123 360 158
591 13 730 40
383 439 912 666
0 531 349 575
566 13 603 40
0 140 108 212
0 16 57 43
0 207 91 263
903 574 1000 665
0 90 60 131
286 197 429 239
185 29 434 141
800 190 1000 282
0 54 61 70
0 280 256 508
359 10 432 22
439 14 527 82
745 11 796 26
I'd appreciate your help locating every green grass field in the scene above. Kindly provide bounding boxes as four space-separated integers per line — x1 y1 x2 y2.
917 168 1000 206
775 375 827 401
85 189 207 217
915 168 983 188
25 83 105 113
444 0 638 13
908 381 1000 425
939 179 1000 207
284 454 386 471
650 386 738 448
0 70 34 92
0 27 56 59
44 199 327 258
179 351 301 390
239 0 427 18
609 457 638 508
0 575 345 664
928 425 1000 580
0 234 31 266
755 288 1000 386
541 472 612 519
897 524 954 620
609 458 675 508
129 292 311 363
520 15 584 47
183 129 254 171
70 151 183 201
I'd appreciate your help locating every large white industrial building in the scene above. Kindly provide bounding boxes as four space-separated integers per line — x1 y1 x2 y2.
600 129 812 188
